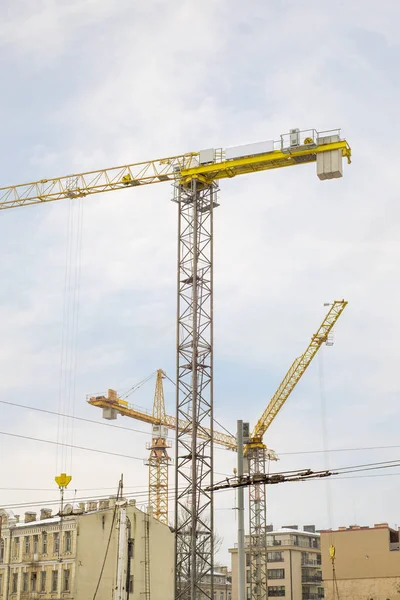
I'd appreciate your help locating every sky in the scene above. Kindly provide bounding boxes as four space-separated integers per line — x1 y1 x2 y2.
1 0 400 567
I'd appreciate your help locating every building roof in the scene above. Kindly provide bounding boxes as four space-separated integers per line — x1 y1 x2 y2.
267 528 320 537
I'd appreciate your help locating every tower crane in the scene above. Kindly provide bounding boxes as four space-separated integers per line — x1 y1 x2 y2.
244 299 347 600
89 300 347 600
1 128 351 600
144 370 171 526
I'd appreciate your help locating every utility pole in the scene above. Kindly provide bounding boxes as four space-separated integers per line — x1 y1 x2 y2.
114 476 128 600
237 421 247 600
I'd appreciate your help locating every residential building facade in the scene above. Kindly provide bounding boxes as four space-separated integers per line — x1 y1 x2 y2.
0 497 174 600
321 523 400 600
199 566 232 600
229 526 323 600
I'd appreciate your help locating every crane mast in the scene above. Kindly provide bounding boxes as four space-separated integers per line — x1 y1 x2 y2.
174 177 217 598
1 128 351 600
246 300 347 600
144 370 171 526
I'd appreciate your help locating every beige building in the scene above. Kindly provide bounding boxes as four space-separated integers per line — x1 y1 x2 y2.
229 526 323 600
0 497 174 600
321 523 400 600
199 566 232 600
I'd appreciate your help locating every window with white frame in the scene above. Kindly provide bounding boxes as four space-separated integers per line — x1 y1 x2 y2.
51 570 58 593
23 573 28 593
64 531 71 553
42 533 47 554
12 573 18 594
267 569 285 579
40 571 46 593
63 569 70 592
53 533 59 554
31 572 37 592
268 586 285 597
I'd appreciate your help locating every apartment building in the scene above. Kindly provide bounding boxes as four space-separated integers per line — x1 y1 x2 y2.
0 497 174 600
229 525 323 600
321 523 400 600
198 566 232 600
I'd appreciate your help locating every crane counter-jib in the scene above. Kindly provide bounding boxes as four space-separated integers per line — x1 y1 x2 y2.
87 394 238 451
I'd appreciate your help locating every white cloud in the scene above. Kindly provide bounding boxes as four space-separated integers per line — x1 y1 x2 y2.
1 0 400 569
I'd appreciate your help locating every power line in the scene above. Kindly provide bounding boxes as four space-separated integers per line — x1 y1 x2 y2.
0 400 152 438
279 444 400 456
6 399 400 459
0 431 144 461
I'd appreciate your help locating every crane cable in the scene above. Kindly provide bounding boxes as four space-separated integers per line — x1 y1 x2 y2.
56 197 84 480
319 349 340 599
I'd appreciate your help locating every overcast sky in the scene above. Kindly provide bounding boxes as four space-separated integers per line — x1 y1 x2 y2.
1 0 400 566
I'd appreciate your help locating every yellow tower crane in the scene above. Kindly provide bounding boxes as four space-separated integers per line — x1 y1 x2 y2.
244 299 347 600
144 370 171 526
89 299 347 600
1 128 351 600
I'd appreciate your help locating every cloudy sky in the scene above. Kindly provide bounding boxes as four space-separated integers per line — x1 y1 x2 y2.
1 0 400 565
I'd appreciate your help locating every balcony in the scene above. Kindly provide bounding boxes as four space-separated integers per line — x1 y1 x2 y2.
302 558 321 567
302 575 322 584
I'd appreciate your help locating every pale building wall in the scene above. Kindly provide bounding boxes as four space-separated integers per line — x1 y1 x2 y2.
229 528 322 600
0 501 174 600
0 509 77 600
321 525 400 600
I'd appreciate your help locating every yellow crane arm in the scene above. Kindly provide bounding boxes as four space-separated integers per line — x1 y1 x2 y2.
251 300 348 443
0 129 351 210
88 392 237 451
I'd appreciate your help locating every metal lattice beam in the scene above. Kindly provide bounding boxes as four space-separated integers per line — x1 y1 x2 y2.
144 370 171 525
174 178 217 599
248 447 268 600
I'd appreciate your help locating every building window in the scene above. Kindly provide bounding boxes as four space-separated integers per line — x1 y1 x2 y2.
24 536 30 554
267 551 283 562
53 533 59 554
51 570 58 593
268 586 285 597
246 587 251 600
31 572 37 592
246 570 251 584
13 538 19 558
64 531 71 553
40 571 46 593
42 533 47 554
228 594 231 600
128 539 134 559
23 572 28 593
0 573 3 594
0 539 4 562
129 576 134 593
33 535 38 554
246 553 251 567
268 569 285 580
63 569 70 592
12 573 18 594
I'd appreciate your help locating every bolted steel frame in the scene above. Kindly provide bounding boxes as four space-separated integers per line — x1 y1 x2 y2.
248 446 268 600
174 177 218 599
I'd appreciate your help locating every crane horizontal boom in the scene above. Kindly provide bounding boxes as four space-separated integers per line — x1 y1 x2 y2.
250 300 348 443
0 128 350 210
88 392 237 451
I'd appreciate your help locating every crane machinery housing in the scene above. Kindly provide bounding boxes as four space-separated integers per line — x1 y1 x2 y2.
1 127 351 600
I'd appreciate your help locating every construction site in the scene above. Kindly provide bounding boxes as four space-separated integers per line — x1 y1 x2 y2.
0 3 399 600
